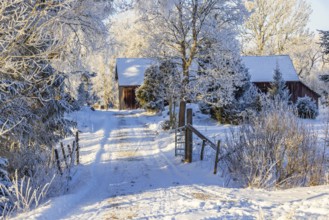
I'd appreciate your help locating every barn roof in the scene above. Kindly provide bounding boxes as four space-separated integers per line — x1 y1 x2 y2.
116 58 198 86
242 55 300 82
116 55 300 86
116 58 156 86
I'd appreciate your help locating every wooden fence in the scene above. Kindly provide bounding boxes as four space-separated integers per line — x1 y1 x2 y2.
53 131 80 175
175 108 221 174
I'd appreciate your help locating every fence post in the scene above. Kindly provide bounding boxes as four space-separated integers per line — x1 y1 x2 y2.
67 144 72 157
75 131 80 165
200 140 206 161
214 140 221 174
54 149 62 175
71 141 75 165
185 108 193 163
60 142 68 169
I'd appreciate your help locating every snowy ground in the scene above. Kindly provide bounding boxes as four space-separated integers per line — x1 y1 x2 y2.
13 106 329 219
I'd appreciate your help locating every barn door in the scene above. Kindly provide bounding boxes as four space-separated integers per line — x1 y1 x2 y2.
123 88 137 109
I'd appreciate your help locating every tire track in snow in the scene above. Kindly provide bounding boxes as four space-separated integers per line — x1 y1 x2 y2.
103 113 244 219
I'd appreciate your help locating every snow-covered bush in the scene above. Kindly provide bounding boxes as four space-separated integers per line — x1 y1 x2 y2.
223 100 326 188
295 96 319 119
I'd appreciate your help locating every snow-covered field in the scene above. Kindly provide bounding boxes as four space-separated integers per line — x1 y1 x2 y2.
13 106 329 219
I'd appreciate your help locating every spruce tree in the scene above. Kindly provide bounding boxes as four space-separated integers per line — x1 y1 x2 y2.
268 64 290 101
136 65 164 112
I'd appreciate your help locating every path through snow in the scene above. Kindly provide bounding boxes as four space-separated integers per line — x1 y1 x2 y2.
14 109 329 220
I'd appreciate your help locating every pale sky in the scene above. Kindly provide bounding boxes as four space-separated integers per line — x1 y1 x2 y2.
307 0 329 31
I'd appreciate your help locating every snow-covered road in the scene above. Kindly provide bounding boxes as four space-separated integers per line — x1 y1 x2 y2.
15 109 329 220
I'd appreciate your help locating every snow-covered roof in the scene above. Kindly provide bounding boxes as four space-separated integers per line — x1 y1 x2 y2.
116 58 156 86
116 58 198 86
116 55 300 86
242 55 299 82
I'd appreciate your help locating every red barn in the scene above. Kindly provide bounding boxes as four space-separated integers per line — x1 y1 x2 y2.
243 55 320 105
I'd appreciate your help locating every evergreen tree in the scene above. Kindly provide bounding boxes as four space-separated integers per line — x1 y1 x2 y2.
136 65 164 112
268 64 290 101
136 60 181 116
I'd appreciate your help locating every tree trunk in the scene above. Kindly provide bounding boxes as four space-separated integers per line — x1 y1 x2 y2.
178 58 189 127
169 97 173 128
178 100 186 127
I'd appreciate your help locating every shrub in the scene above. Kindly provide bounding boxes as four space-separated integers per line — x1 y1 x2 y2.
295 96 318 119
223 100 327 188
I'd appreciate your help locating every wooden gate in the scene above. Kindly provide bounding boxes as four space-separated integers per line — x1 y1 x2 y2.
175 108 221 174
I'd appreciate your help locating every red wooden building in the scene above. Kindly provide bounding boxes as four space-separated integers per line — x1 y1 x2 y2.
243 55 320 105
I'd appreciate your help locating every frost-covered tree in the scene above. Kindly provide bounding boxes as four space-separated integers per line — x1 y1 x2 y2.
0 0 113 181
268 64 290 101
136 0 247 125
241 0 322 79
196 55 255 123
0 0 114 216
242 0 312 55
110 9 151 58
